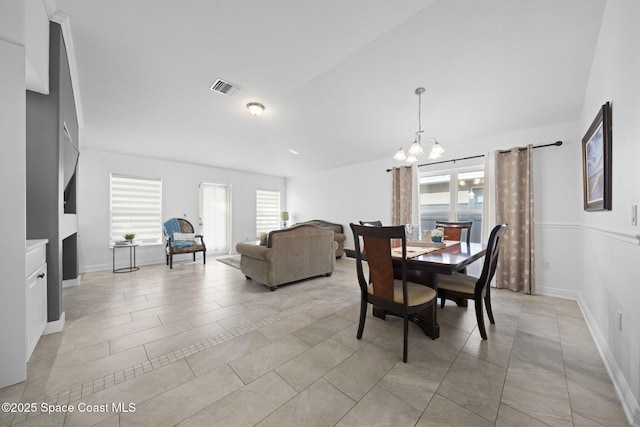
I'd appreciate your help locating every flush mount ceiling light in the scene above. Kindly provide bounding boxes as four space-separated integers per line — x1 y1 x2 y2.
394 87 444 163
247 102 265 116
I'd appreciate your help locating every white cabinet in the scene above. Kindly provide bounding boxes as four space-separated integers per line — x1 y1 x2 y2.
26 239 47 361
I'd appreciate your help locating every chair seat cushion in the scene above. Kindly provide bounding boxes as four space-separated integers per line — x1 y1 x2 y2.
368 280 436 306
438 273 476 294
170 243 204 254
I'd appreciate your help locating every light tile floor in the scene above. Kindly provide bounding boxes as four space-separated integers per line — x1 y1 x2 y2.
0 257 630 426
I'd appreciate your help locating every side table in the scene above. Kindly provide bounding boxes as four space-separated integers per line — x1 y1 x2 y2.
113 243 140 273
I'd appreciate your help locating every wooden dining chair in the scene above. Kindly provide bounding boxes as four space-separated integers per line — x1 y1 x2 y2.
434 220 473 244
350 223 437 362
437 223 508 340
434 220 473 279
359 220 383 226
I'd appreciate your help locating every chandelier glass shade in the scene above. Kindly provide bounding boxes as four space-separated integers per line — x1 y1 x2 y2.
394 87 444 163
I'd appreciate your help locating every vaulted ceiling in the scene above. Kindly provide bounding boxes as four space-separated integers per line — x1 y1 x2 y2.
56 0 606 177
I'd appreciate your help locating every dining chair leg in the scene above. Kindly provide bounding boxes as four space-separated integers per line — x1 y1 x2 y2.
440 295 446 308
430 302 436 341
203 252 206 264
356 299 367 339
475 299 487 340
484 293 495 324
403 316 409 363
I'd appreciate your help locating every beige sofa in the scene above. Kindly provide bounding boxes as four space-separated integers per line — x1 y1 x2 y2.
235 224 338 291
294 219 346 258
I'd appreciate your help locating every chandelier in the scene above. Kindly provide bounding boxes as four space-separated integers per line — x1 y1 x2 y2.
394 87 444 163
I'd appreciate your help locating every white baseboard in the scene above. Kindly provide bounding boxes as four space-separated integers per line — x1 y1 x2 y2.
576 294 639 426
538 287 638 425
537 286 579 301
62 276 81 288
43 311 65 335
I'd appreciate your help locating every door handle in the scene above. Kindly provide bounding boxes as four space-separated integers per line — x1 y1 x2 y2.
37 273 45 279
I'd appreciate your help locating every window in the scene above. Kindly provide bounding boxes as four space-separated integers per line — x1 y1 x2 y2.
110 174 162 245
256 189 280 235
419 166 484 243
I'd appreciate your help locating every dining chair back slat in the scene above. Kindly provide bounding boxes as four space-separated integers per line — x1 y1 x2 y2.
434 220 473 245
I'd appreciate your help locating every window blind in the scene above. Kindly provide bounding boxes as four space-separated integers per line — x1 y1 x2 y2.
110 174 162 245
256 189 280 235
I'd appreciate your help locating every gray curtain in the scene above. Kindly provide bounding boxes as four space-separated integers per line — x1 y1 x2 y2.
495 145 535 294
391 166 413 226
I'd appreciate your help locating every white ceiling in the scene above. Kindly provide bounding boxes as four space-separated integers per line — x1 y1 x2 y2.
56 0 606 177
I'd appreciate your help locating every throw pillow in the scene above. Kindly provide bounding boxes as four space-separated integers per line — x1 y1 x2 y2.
173 232 195 242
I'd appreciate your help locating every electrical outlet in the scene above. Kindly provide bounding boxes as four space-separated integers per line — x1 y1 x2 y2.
618 310 623 331
632 205 638 226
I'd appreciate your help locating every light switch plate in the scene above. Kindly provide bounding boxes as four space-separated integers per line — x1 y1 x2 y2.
632 205 638 226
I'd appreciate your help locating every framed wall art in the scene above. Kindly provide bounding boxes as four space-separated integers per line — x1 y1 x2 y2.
582 102 612 211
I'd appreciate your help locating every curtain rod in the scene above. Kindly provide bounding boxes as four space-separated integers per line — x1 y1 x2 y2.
386 140 562 172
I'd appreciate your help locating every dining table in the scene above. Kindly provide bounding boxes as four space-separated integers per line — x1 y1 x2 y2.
344 241 487 339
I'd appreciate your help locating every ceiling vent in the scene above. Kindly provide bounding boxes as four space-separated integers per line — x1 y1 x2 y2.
210 78 241 97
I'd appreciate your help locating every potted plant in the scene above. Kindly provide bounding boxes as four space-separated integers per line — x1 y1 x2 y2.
430 229 444 243
123 233 136 243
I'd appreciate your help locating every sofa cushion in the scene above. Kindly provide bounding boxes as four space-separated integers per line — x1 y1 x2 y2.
171 243 205 253
296 220 343 234
292 220 346 258
267 224 333 248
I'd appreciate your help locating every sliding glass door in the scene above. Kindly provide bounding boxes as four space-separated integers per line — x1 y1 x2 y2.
419 166 484 243
199 183 231 254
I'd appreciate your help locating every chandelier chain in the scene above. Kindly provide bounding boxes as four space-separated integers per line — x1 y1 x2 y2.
393 86 443 163
418 91 421 136
416 88 424 139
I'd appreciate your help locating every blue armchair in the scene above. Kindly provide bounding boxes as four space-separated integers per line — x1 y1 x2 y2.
162 218 206 269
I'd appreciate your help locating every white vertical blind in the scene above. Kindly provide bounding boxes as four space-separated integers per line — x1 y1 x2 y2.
199 183 230 252
110 174 162 245
256 189 280 235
